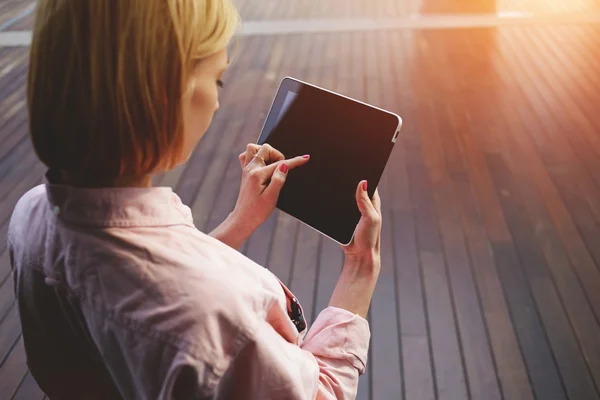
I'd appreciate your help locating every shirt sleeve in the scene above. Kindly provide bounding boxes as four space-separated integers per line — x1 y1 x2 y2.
214 306 370 400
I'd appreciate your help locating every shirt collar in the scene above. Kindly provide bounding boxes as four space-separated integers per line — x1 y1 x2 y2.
43 170 194 228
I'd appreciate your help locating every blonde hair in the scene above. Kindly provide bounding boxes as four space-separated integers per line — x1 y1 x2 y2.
28 0 240 180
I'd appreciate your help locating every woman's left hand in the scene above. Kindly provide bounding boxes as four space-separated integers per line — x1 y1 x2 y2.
210 143 309 249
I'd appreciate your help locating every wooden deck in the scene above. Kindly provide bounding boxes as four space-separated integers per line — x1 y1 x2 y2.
2 0 600 399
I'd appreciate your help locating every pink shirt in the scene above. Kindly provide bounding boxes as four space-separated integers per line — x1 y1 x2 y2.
8 173 370 399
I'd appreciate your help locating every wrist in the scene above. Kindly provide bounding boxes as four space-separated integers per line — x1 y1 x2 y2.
209 212 254 249
330 252 380 318
344 250 381 275
228 209 259 238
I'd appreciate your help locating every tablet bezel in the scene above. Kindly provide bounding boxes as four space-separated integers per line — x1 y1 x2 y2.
256 76 403 246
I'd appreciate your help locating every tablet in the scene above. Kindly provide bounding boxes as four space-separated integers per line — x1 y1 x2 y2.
257 77 402 246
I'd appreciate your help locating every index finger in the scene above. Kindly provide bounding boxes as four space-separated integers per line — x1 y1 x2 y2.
254 155 310 178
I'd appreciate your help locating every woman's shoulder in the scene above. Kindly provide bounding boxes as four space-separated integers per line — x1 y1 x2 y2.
97 224 284 306
77 226 285 353
9 184 47 242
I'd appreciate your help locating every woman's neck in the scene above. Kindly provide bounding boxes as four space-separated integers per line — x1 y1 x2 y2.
58 170 153 188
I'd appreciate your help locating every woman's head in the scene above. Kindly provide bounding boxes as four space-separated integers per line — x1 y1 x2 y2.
28 0 239 186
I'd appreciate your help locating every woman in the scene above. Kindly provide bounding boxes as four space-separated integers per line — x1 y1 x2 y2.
9 0 382 399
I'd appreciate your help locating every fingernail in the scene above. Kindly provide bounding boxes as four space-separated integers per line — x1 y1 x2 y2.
280 163 288 173
302 154 310 159
363 181 368 191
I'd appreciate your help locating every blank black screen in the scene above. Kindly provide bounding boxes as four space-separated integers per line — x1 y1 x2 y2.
258 79 400 245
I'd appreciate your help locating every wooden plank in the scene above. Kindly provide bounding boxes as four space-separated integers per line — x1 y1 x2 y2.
0 55 27 109
11 372 45 400
323 0 337 19
499 28 600 272
391 206 436 400
536 26 600 186
0 249 11 290
434 30 532 399
491 27 600 395
517 26 600 224
0 108 28 167
458 25 580 400
410 30 470 400
487 152 596 400
477 28 600 328
492 238 568 400
387 30 436 400
0 48 27 82
366 30 402 400
0 60 28 146
0 274 16 322
263 0 278 21
563 24 600 144
0 0 35 29
451 28 568 400
8 10 35 31
0 337 27 399
453 176 534 400
0 133 32 198
521 26 600 384
524 25 600 254
0 48 19 72
422 29 503 400
0 304 20 366
0 49 28 94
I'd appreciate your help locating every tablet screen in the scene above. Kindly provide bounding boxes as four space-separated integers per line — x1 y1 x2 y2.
258 78 401 245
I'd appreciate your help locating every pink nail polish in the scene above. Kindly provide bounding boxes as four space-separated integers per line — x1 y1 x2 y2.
302 154 310 159
280 163 288 173
363 181 368 191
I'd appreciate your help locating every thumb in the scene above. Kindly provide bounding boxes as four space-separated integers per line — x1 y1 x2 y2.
264 162 289 198
355 180 376 217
